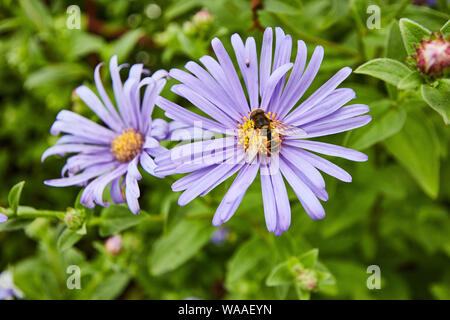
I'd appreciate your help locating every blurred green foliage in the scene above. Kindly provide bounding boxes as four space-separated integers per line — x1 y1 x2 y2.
0 0 449 300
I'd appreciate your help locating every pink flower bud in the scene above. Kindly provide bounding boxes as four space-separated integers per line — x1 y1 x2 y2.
414 33 450 76
193 10 212 25
105 235 122 255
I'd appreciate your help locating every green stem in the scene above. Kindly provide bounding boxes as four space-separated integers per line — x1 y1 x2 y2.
1 206 65 220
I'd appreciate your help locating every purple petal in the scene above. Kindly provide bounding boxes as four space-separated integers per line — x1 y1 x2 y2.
281 146 326 189
109 56 133 127
50 120 114 145
171 166 215 192
178 162 242 206
212 163 259 226
291 88 356 126
303 104 370 128
62 152 115 176
279 46 324 118
184 60 242 119
285 140 368 161
42 144 110 162
198 56 245 118
171 84 235 127
270 30 292 113
0 213 8 223
150 118 169 141
75 85 121 132
279 159 325 220
295 149 352 182
261 63 293 111
270 165 291 233
280 154 329 201
298 115 372 138
94 62 124 131
125 157 142 214
260 27 273 98
211 37 250 114
200 164 243 197
277 40 307 115
140 151 159 176
141 77 166 133
260 168 277 232
110 177 125 204
285 66 352 123
45 162 117 187
231 34 259 109
156 97 229 135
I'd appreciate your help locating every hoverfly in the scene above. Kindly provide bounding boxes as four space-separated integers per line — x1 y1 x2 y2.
244 108 306 164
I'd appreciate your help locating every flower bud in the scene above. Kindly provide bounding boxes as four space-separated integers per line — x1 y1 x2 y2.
295 268 318 291
64 208 86 230
105 235 123 255
193 10 213 26
413 33 450 77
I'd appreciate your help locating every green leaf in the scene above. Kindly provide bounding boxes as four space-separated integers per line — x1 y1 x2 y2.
294 284 311 300
19 0 52 31
266 261 293 286
0 218 30 232
8 181 25 215
421 80 450 125
441 19 450 36
265 0 301 16
298 249 319 269
102 29 143 62
355 58 412 85
399 18 431 55
99 205 147 237
91 273 130 300
397 71 423 90
321 0 350 29
322 190 378 238
384 114 440 198
164 0 204 20
149 219 214 275
70 32 106 58
57 228 83 251
350 106 406 150
386 21 408 61
25 64 90 90
13 257 60 299
226 237 267 284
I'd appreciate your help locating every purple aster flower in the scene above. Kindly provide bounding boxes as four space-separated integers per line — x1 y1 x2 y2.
155 27 371 235
0 213 7 223
42 56 174 214
0 271 23 300
210 226 229 245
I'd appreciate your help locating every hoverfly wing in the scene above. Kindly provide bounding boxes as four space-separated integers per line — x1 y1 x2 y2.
276 122 307 137
244 132 261 164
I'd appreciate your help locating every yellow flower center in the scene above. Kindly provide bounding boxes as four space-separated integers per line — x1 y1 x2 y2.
111 128 144 162
237 111 281 157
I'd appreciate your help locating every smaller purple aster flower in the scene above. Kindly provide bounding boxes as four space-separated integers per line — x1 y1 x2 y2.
0 271 23 300
0 213 7 223
155 27 371 235
210 227 229 245
43 56 173 214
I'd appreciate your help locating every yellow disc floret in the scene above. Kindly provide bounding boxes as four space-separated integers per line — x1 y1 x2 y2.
236 111 281 158
111 128 144 163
